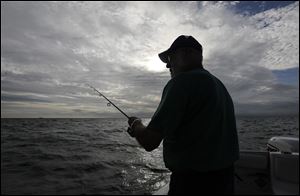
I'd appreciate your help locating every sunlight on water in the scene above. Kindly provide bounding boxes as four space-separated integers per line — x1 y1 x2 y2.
1 116 299 194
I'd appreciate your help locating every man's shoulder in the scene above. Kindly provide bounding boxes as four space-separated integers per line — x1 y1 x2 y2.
171 68 208 81
183 68 213 79
165 69 220 91
163 76 185 93
180 68 217 86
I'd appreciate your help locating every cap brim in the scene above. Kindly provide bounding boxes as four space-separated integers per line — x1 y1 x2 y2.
158 49 170 63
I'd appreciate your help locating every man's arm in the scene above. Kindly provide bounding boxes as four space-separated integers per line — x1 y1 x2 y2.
128 118 163 152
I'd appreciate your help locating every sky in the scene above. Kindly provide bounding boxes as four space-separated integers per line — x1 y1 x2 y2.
1 1 299 118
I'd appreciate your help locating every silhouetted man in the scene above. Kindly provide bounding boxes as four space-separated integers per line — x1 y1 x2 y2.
127 35 239 195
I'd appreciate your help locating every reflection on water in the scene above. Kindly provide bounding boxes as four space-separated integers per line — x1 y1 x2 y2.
1 116 299 194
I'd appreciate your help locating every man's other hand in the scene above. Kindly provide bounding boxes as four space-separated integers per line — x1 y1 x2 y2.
128 116 141 127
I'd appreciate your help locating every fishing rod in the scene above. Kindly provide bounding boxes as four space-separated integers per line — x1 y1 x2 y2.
87 84 130 119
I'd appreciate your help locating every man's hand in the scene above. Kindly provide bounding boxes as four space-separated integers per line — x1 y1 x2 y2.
127 116 163 151
127 116 142 137
128 117 142 129
128 116 139 126
127 127 135 137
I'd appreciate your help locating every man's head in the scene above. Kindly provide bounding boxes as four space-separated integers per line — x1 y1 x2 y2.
158 35 203 78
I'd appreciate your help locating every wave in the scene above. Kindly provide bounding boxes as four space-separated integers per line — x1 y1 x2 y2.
1 117 298 195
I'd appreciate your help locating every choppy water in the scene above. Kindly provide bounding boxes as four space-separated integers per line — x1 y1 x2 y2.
1 116 299 195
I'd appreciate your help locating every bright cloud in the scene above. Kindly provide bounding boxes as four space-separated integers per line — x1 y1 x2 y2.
1 1 299 118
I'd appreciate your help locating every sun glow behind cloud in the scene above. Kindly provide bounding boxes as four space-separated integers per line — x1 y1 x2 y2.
143 55 166 72
1 1 299 117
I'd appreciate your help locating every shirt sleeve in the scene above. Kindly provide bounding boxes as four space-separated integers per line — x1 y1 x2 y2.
147 78 188 136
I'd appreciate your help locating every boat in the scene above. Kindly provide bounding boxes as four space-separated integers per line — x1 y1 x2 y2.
153 136 299 195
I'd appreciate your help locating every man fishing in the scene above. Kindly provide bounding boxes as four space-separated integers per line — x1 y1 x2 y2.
126 35 240 195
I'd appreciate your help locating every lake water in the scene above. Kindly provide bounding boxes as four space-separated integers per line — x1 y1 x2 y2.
1 116 299 194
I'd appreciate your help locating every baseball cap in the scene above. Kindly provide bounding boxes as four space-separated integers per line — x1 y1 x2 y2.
158 35 203 64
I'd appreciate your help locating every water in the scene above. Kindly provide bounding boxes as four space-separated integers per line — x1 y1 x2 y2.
236 116 299 151
1 116 299 195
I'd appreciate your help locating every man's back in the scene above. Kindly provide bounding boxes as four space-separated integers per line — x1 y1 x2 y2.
128 35 239 194
148 68 239 172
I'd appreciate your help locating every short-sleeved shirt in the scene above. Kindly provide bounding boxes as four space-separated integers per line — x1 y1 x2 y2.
147 68 239 172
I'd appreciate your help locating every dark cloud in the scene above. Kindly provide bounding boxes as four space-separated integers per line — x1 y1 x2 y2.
1 1 298 117
1 94 52 103
1 70 53 83
235 101 299 116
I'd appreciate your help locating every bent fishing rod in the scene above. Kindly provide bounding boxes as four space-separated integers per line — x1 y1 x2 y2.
87 84 129 119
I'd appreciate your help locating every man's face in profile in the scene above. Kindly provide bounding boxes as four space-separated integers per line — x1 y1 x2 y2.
166 52 184 78
166 56 174 78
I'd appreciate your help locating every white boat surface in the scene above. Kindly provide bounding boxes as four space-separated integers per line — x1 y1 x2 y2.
153 136 299 195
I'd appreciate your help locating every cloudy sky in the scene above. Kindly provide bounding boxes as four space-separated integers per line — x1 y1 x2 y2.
1 1 299 118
